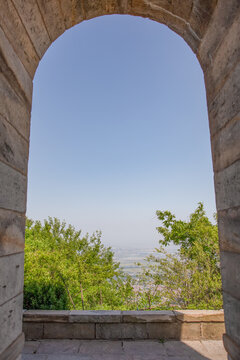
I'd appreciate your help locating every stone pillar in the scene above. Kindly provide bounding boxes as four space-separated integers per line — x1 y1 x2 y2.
198 1 240 359
0 12 33 360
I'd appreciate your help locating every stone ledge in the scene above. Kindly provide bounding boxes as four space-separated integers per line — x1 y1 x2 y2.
174 310 224 322
23 309 224 323
23 310 225 341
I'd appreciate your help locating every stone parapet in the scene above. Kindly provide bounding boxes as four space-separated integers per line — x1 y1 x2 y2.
23 310 225 341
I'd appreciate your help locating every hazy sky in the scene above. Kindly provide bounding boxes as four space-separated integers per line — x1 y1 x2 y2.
27 15 216 249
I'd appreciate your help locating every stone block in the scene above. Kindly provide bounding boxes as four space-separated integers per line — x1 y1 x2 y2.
208 62 240 137
83 0 105 20
179 323 201 340
123 340 166 356
223 333 240 360
220 251 240 300
215 160 240 211
0 115 29 174
22 341 40 354
37 339 80 354
174 310 224 322
78 339 123 355
0 332 24 360
12 0 51 59
122 310 175 323
0 252 24 306
211 115 240 172
0 26 32 104
0 209 25 256
43 323 95 339
69 310 121 323
204 10 240 102
0 74 31 140
0 2 39 78
0 161 27 213
201 323 225 340
223 291 240 346
59 0 85 29
96 323 148 340
36 0 65 41
24 310 70 323
198 0 240 69
218 207 240 254
0 293 23 354
146 323 180 340
189 0 217 40
23 322 44 340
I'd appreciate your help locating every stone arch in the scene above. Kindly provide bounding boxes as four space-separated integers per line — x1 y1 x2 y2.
0 1 239 359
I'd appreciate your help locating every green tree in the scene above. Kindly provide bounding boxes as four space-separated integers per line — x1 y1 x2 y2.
136 203 222 309
24 217 134 310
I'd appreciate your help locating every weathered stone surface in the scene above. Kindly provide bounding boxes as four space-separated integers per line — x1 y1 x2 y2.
0 2 39 78
223 333 240 360
201 323 226 340
122 310 175 323
0 26 33 104
96 323 148 340
223 291 240 347
208 62 240 137
24 310 70 323
23 323 44 340
221 251 240 301
146 323 180 340
43 323 95 339
36 0 66 41
12 0 51 59
0 252 24 306
218 206 240 254
123 340 167 355
0 332 24 360
59 0 85 29
79 339 123 355
0 115 29 174
215 160 240 211
70 310 121 323
22 341 40 354
0 208 25 256
189 0 218 40
204 11 240 102
179 323 201 340
0 293 23 354
211 115 240 172
37 339 80 354
0 74 31 140
174 310 224 323
198 0 240 69
0 161 27 213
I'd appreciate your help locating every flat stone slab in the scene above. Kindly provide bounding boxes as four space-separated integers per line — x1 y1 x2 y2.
22 339 227 359
69 310 122 323
24 311 70 323
122 311 175 323
174 310 224 322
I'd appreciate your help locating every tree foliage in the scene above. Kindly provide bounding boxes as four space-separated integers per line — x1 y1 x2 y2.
136 203 222 309
24 217 134 310
24 204 222 310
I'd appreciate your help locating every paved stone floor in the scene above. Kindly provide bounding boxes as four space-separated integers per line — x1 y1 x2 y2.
22 340 227 360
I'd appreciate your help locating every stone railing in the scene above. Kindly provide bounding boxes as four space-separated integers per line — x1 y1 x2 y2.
23 310 225 341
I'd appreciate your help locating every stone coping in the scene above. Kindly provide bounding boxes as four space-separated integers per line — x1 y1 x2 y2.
23 309 224 323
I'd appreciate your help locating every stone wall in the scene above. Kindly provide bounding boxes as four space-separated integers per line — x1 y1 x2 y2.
0 1 239 359
23 310 225 341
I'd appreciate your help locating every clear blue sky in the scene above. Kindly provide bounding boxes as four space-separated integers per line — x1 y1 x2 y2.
27 15 216 249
